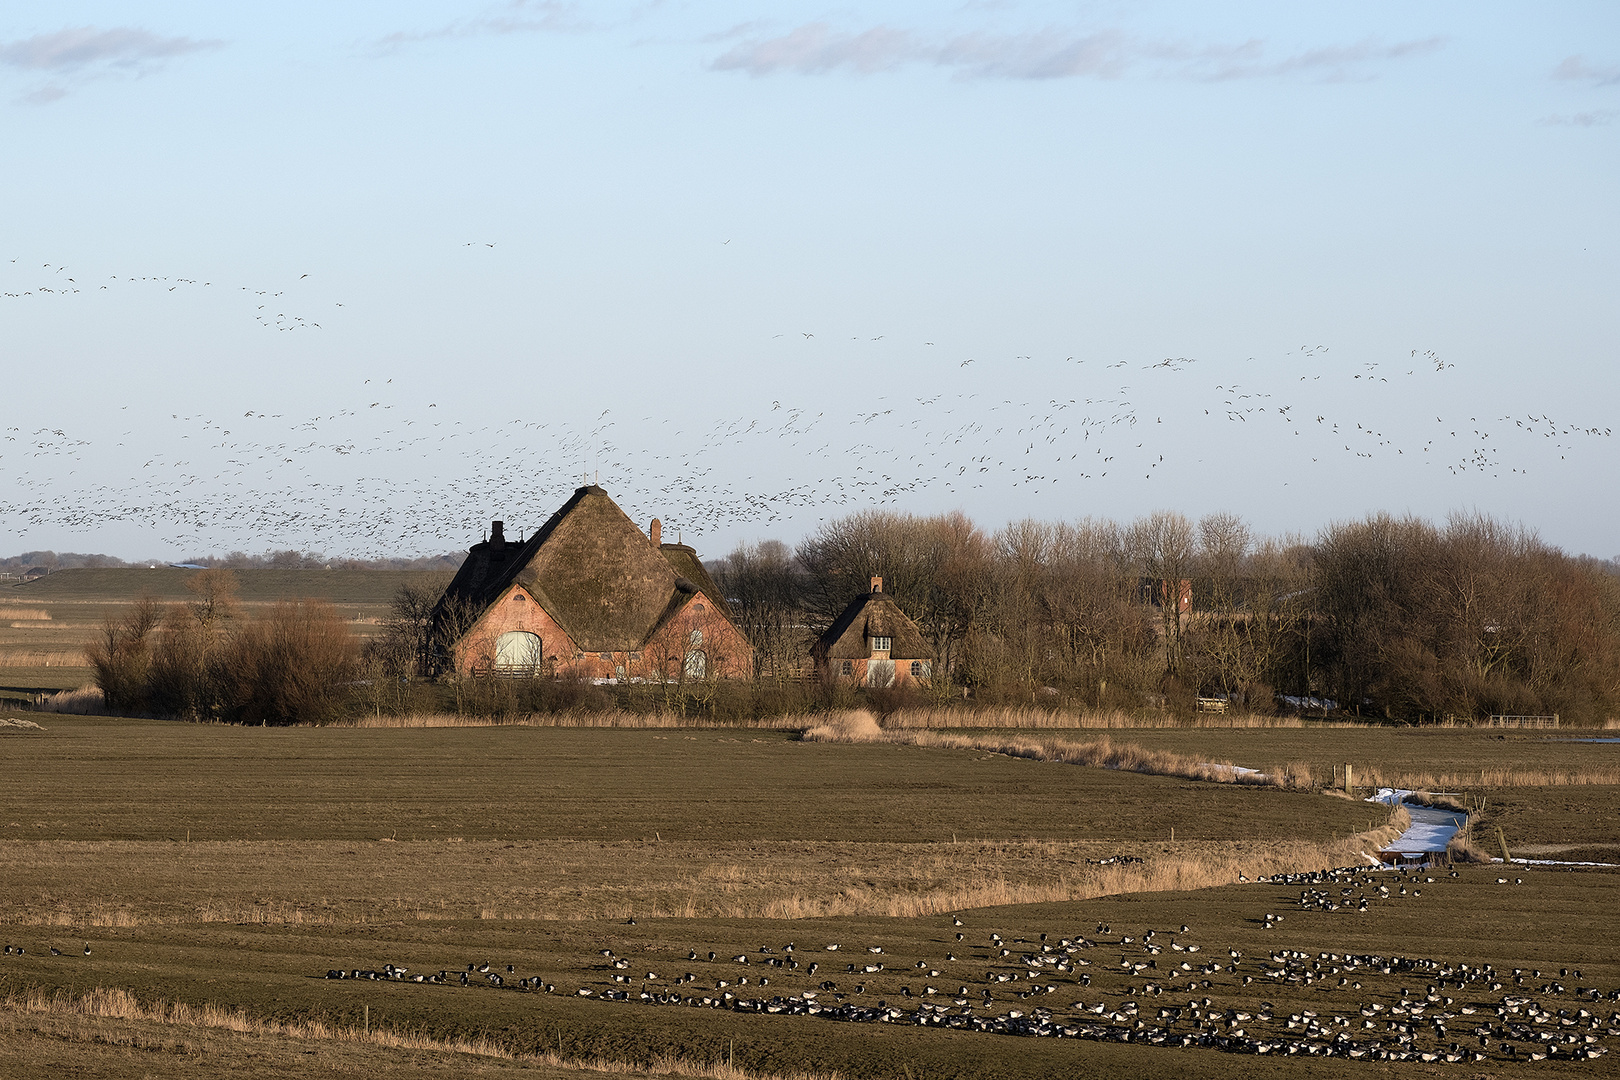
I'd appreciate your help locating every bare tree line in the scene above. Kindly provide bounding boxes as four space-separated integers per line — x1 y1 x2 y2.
710 509 1620 724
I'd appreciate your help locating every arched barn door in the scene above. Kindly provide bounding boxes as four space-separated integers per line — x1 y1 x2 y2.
867 658 896 688
494 631 542 671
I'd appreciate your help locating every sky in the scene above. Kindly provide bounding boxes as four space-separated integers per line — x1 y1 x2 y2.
2 1 1617 562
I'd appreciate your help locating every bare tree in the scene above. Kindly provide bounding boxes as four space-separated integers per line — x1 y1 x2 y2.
1128 511 1196 677
185 568 240 630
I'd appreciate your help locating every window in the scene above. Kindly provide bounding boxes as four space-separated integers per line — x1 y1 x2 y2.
871 636 892 653
685 650 707 679
911 660 930 678
840 660 853 676
695 602 706 612
689 629 704 646
512 593 527 603
599 652 613 661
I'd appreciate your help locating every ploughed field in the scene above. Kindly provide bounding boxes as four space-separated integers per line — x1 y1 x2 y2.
2 720 1618 1079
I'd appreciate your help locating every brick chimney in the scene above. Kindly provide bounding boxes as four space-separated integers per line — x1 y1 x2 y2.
490 520 505 546
871 576 883 593
650 518 661 546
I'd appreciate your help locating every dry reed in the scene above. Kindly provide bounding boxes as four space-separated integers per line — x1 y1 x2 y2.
0 607 51 620
32 686 108 715
804 710 1316 790
0 648 87 667
1359 763 1620 790
883 705 1316 729
341 711 805 730
0 986 840 1080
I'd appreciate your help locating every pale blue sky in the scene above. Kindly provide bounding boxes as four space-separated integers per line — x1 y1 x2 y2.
2 2 1616 560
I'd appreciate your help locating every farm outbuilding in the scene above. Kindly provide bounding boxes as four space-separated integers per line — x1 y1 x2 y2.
430 485 751 681
812 577 933 688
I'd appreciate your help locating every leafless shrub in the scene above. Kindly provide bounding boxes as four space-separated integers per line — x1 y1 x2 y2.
83 596 161 712
213 601 359 725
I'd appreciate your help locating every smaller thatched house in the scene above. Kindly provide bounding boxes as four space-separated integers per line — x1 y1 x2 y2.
812 577 933 688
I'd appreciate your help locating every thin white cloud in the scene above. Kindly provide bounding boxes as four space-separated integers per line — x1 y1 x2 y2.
374 0 587 53
0 25 221 105
1553 55 1620 88
709 23 1443 83
0 26 218 73
1539 109 1618 127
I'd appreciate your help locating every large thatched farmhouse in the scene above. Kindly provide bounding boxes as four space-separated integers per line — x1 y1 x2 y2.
431 485 752 681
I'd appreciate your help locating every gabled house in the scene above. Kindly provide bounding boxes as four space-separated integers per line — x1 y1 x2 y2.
430 485 751 681
812 576 933 688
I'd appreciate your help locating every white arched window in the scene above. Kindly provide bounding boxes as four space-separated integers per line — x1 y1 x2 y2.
494 631 542 671
684 650 708 679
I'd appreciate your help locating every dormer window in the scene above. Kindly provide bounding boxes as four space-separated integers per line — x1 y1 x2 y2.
871 636 892 653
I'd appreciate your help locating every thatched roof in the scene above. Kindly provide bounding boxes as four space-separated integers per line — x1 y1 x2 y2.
436 486 739 655
813 591 933 661
658 543 734 618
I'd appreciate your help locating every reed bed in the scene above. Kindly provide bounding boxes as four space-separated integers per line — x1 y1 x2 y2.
0 648 88 667
31 685 107 714
342 711 804 730
1360 763 1620 790
882 705 1315 729
805 710 1317 790
0 986 839 1079
0 607 51 621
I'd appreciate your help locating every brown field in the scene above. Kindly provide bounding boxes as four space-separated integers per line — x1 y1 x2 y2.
3 713 1619 1079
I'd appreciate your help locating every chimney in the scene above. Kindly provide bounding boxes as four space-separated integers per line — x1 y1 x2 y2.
871 576 883 593
490 520 505 546
650 518 661 546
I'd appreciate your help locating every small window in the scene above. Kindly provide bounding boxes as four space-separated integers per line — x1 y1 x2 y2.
599 652 613 661
871 636 892 653
685 650 707 679
689 629 704 646
911 660 927 678
695 602 706 612
840 660 853 676
629 651 642 660
512 593 527 603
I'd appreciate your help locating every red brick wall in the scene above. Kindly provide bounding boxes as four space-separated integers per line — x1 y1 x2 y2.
453 585 577 674
819 655 932 687
453 587 753 682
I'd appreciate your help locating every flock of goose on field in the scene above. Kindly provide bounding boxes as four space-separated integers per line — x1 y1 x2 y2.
280 867 1619 1066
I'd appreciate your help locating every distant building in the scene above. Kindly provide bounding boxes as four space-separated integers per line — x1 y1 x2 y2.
430 485 752 681
21 566 49 580
812 576 933 688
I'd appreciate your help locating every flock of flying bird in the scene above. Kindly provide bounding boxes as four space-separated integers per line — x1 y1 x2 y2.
2 251 1612 560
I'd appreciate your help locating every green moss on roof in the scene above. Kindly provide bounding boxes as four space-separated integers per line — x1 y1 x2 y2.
435 486 753 657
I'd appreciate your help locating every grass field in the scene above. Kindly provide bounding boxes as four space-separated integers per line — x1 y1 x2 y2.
3 715 1619 1079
